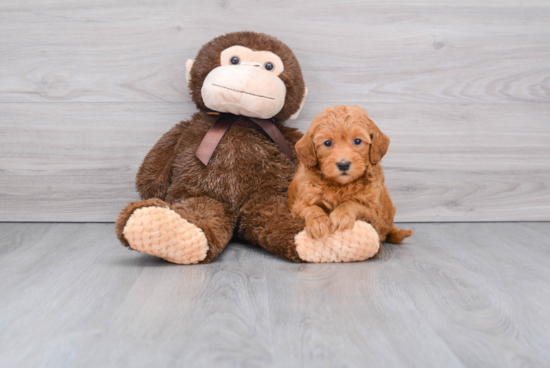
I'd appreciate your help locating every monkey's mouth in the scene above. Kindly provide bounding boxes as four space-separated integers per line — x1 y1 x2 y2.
211 84 275 100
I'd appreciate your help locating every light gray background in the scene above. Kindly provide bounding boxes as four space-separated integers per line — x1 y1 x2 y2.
2 2 550 367
1 0 548 222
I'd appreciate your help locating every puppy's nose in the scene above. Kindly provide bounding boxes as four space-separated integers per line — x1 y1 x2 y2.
337 161 351 171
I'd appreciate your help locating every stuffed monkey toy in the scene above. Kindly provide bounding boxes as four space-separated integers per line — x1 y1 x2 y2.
115 31 380 264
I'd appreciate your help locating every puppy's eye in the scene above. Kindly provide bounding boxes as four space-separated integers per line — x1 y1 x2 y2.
324 140 333 147
264 62 274 71
230 56 240 65
353 138 362 145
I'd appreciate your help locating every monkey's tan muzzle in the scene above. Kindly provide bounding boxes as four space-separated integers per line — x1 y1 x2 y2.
201 65 286 119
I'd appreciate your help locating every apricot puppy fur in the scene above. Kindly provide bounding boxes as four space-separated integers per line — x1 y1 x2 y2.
288 105 412 244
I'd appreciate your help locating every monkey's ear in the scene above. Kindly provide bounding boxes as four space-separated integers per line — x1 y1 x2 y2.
295 129 317 168
289 87 308 120
185 59 194 87
369 122 390 165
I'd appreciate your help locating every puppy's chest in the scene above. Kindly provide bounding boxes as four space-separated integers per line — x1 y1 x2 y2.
317 191 347 212
315 183 374 212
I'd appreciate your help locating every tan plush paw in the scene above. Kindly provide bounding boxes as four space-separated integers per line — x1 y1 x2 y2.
123 206 208 264
295 220 379 263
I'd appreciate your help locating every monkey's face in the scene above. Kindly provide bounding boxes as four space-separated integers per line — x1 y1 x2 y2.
200 46 287 119
186 32 307 123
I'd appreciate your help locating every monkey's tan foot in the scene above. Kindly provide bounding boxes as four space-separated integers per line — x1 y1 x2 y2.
294 220 379 263
123 206 208 264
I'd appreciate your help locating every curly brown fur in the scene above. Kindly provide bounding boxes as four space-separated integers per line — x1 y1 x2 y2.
288 105 413 243
239 190 305 263
136 123 189 200
172 197 235 263
116 32 307 263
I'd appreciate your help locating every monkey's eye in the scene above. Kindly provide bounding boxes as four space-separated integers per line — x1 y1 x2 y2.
353 138 362 145
324 140 333 147
230 56 240 65
264 62 274 71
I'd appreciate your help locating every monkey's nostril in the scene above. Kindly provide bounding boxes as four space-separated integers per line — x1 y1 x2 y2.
337 161 351 171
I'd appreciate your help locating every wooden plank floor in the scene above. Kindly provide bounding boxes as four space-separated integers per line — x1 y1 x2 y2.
1 223 549 367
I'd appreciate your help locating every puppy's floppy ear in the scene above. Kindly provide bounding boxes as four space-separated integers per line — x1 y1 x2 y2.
295 130 317 168
369 121 390 165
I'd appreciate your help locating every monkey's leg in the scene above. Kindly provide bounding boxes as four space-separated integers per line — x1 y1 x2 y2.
239 192 380 263
116 197 234 264
238 192 305 263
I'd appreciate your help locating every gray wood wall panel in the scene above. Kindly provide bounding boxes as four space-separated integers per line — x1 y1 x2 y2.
0 1 549 221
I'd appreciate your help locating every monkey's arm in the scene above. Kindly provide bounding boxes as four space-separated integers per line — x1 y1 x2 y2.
136 122 188 200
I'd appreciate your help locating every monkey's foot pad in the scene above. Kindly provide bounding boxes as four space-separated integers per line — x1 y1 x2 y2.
295 220 380 263
123 206 208 264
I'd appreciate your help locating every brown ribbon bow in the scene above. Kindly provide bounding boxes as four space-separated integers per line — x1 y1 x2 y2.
195 113 293 166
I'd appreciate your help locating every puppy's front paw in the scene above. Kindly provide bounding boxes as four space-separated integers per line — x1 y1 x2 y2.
330 211 356 232
306 215 332 239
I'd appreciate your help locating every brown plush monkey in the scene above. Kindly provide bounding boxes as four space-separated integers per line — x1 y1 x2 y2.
116 31 377 264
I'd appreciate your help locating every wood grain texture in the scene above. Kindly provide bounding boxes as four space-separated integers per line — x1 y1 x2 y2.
0 0 549 221
1 222 549 367
1 102 548 222
0 2 548 104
